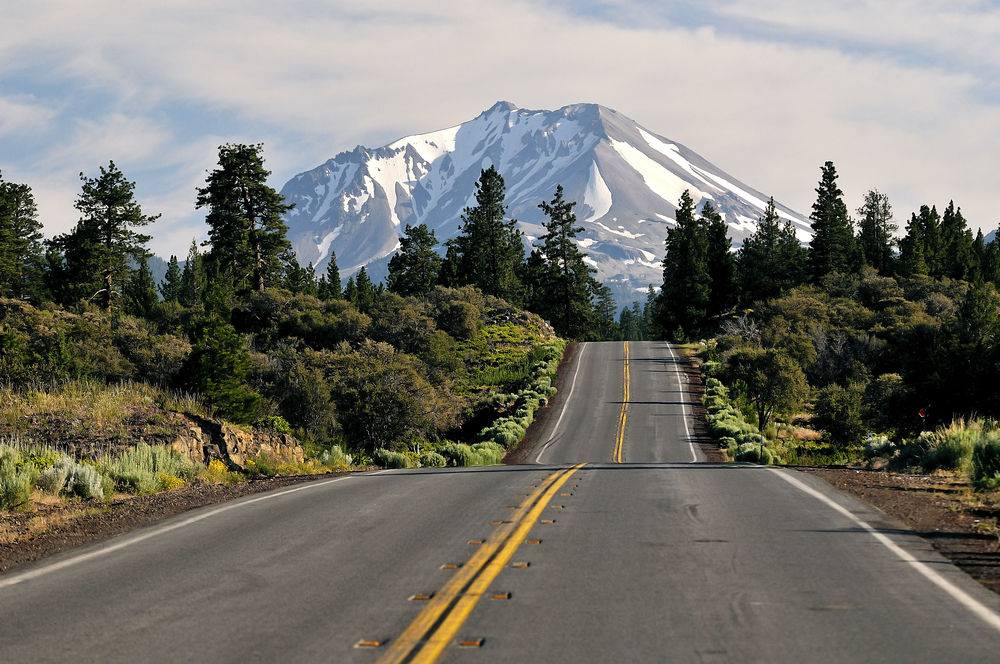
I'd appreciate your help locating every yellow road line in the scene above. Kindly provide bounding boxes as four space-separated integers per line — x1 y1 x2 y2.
375 463 585 664
613 341 630 463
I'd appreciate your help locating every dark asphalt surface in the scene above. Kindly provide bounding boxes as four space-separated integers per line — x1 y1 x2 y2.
4 341 1000 663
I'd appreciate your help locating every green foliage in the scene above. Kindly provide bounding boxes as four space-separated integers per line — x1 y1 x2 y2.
181 309 261 424
0 173 46 302
658 190 711 335
254 415 292 434
103 443 194 495
0 445 38 509
445 166 524 303
737 198 805 306
972 433 1000 489
197 143 293 293
388 223 443 297
808 161 858 280
530 185 600 339
47 161 158 310
373 448 413 469
419 451 447 467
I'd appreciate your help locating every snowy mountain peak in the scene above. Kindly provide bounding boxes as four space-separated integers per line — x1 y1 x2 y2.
279 102 812 304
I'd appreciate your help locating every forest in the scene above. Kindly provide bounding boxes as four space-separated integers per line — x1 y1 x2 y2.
657 162 1000 478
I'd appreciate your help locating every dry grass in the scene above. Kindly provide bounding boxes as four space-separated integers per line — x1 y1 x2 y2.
792 428 824 442
0 380 210 434
0 506 105 545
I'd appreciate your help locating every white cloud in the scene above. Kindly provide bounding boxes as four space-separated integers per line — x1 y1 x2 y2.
2 0 999 256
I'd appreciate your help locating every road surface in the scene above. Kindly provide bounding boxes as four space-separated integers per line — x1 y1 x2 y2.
4 341 1000 663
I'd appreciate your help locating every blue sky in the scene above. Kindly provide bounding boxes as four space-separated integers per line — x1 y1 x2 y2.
2 0 999 257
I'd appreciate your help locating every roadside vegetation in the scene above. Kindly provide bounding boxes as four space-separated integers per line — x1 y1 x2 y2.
649 162 1000 502
0 147 598 514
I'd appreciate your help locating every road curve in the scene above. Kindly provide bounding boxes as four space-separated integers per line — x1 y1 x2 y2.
4 342 1000 663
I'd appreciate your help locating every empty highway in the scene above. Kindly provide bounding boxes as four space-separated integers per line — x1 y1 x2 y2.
4 342 1000 663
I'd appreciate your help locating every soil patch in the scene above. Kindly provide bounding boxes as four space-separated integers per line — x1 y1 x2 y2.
0 472 351 574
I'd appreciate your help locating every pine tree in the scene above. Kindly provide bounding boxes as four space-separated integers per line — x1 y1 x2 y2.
940 201 976 280
736 199 805 305
856 189 896 275
533 185 600 339
595 284 618 340
807 161 857 280
318 252 342 300
48 161 158 310
159 255 182 302
899 207 937 277
197 143 293 293
351 266 376 312
343 276 358 304
179 239 206 307
0 174 45 302
181 285 261 423
438 244 462 288
703 201 735 318
387 223 442 296
657 190 711 336
124 255 159 317
449 166 524 302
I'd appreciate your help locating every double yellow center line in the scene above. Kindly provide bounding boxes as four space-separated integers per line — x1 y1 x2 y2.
613 341 630 463
375 463 585 664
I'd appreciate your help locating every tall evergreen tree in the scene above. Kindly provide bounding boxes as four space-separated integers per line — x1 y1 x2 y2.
940 201 976 280
856 189 896 275
48 161 158 310
595 284 618 340
703 201 736 318
0 173 45 302
533 185 600 339
448 166 523 302
657 190 710 336
387 223 442 296
124 255 159 317
318 251 342 300
179 238 206 307
807 161 857 280
899 206 940 277
351 266 376 312
159 255 182 302
736 198 805 306
197 143 293 293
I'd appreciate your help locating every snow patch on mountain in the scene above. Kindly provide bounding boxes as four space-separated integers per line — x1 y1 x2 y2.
278 101 813 307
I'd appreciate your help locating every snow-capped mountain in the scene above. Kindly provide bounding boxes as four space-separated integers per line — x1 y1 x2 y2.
279 101 812 304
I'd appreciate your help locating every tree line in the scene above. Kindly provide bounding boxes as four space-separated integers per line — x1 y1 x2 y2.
656 161 1000 339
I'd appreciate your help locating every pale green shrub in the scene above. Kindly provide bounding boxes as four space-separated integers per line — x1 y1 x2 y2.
373 449 412 469
419 452 447 468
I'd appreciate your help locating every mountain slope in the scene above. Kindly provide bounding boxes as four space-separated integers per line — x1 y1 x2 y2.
279 102 812 303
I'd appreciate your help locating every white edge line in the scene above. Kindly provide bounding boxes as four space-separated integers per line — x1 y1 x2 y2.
0 475 354 590
770 468 1000 632
666 342 698 463
535 343 588 464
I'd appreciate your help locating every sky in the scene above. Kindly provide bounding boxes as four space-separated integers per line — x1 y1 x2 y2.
2 0 999 258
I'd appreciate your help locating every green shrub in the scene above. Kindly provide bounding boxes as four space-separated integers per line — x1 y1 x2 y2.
440 442 478 467
419 451 447 468
373 449 411 469
972 433 1000 489
319 445 353 467
924 430 978 471
104 443 194 494
471 441 504 465
253 415 292 435
734 443 778 465
863 435 895 460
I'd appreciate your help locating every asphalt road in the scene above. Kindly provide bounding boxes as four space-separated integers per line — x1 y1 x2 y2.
5 341 1000 663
